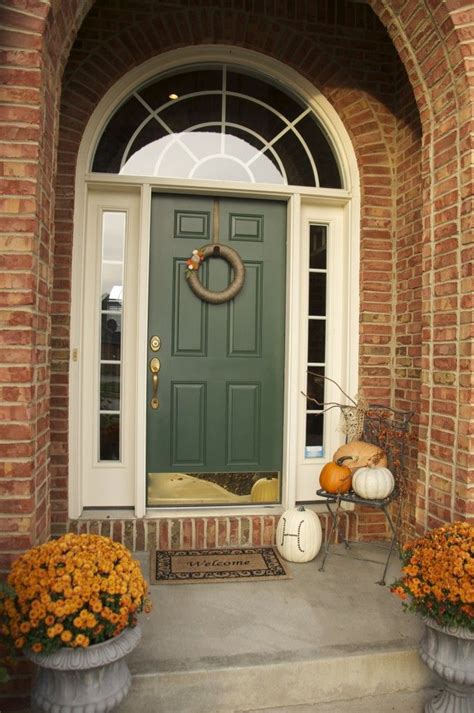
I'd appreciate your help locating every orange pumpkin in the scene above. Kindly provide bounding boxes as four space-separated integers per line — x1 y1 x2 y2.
319 457 353 494
332 440 387 472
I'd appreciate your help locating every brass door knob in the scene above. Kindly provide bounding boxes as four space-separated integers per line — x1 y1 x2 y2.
149 357 161 409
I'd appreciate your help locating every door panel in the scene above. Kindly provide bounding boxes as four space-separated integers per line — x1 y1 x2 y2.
147 194 286 505
226 383 261 465
172 260 208 355
171 382 206 465
228 263 262 356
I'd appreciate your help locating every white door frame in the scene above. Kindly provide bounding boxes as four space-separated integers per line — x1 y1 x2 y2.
69 47 360 519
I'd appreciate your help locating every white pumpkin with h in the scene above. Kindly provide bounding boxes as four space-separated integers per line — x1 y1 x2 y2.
352 465 395 500
276 506 322 563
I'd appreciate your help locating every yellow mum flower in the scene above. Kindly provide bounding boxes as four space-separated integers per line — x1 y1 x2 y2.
74 634 89 647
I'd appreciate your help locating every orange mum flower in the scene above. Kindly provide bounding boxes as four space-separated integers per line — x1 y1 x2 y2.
391 521 473 631
0 533 151 654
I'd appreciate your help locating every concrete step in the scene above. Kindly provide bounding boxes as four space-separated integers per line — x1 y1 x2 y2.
116 545 438 713
239 688 440 712
117 644 435 713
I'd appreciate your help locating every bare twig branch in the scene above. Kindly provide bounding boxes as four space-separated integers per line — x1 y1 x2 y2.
307 371 358 407
302 392 346 409
300 393 349 415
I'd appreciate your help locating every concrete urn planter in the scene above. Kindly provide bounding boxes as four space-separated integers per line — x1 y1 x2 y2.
27 624 141 713
420 617 474 712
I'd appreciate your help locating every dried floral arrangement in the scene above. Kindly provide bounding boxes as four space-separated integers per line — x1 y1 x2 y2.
361 405 414 497
0 533 151 655
391 521 474 631
304 372 414 482
304 371 368 442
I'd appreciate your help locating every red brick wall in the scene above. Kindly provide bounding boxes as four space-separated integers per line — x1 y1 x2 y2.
392 62 423 537
0 0 93 576
0 2 53 574
374 0 473 532
0 0 472 575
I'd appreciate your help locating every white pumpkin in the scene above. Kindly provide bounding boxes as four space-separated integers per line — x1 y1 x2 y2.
276 506 322 562
352 466 395 500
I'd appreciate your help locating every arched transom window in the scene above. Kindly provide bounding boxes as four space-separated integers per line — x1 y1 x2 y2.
92 65 342 188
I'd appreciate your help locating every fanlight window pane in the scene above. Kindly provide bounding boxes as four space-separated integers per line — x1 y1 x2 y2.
297 115 342 189
91 65 343 188
274 130 315 187
226 95 286 142
139 69 222 106
226 71 302 122
160 94 221 131
93 96 150 174
193 156 252 182
127 123 168 165
121 131 284 183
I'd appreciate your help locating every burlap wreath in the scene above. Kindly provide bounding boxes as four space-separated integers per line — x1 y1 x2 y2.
186 244 246 304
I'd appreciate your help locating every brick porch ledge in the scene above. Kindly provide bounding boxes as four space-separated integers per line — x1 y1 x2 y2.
66 509 390 552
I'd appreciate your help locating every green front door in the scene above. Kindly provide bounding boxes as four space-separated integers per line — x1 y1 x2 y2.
147 194 286 505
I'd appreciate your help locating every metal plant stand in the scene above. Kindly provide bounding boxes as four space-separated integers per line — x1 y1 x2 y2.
317 489 401 585
316 405 414 586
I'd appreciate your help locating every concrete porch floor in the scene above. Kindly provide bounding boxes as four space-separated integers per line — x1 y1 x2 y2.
117 543 440 713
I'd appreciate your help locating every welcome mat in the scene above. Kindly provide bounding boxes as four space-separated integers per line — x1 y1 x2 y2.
151 547 291 584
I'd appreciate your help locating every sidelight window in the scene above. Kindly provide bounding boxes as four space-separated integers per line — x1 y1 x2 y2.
98 211 126 462
305 225 328 458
